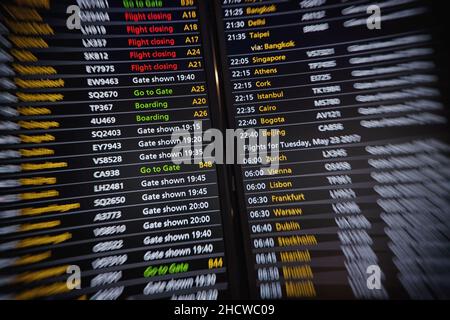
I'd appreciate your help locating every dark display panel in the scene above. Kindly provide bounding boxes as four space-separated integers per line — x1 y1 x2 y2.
0 0 234 300
214 0 450 299
1 0 450 301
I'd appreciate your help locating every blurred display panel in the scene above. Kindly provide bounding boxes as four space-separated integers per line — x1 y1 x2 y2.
0 0 230 300
216 0 450 299
1 0 450 301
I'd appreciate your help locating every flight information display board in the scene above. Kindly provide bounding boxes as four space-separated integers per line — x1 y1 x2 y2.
1 0 450 301
215 0 450 299
0 0 233 300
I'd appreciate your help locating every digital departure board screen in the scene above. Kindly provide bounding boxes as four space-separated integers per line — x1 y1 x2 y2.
0 0 236 300
0 0 449 302
214 0 450 300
